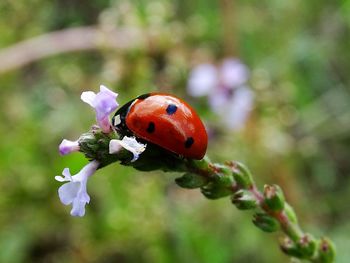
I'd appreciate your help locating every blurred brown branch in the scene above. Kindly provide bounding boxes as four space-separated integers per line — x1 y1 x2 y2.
0 26 145 74
219 0 237 56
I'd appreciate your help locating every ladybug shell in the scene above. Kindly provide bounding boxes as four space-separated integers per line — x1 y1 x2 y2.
119 93 207 160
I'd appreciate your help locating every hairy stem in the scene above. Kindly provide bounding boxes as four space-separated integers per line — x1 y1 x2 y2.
79 130 336 262
181 157 335 262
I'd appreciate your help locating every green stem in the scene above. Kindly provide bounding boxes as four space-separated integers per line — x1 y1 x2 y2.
277 211 303 242
79 130 336 263
184 157 335 263
249 186 303 242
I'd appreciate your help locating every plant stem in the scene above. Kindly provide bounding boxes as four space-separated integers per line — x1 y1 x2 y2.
79 130 336 262
181 157 335 262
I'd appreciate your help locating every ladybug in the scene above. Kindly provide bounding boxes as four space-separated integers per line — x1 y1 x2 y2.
112 93 208 160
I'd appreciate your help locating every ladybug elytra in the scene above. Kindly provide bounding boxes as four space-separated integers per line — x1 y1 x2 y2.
112 93 208 160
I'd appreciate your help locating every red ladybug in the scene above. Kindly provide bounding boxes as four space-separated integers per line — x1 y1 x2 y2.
112 93 208 159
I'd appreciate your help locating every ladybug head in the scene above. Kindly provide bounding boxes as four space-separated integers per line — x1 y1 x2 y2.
112 99 133 136
112 93 151 136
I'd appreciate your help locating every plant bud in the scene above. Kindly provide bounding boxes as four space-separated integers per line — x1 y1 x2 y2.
201 175 234 199
296 233 317 258
317 238 336 263
226 161 254 188
263 184 285 211
175 173 208 189
252 212 280 232
280 237 303 258
231 190 257 210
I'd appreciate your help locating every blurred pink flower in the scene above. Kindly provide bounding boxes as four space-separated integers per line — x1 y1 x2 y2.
187 58 253 130
187 64 218 97
220 59 249 88
209 86 254 130
81 85 119 133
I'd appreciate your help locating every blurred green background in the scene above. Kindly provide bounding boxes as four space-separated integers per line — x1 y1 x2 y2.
1 0 350 262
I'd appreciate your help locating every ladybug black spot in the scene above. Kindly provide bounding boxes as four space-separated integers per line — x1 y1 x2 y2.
166 104 177 115
184 137 194 148
146 122 155 133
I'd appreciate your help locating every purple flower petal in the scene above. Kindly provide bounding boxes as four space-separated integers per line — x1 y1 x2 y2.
220 59 249 89
209 86 254 130
81 85 119 133
59 139 80 155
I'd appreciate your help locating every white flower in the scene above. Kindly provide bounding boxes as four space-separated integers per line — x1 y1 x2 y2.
58 139 80 155
109 136 146 162
55 160 99 217
187 58 254 131
81 85 119 133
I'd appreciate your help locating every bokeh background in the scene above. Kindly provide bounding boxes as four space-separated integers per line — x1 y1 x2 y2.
1 0 350 262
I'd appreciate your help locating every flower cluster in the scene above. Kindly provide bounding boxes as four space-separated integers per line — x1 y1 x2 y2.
56 85 146 217
187 58 254 131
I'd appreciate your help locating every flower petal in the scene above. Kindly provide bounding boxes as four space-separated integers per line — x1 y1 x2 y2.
109 140 123 154
55 161 99 217
58 181 80 205
70 198 87 217
100 85 118 98
59 139 80 155
93 92 119 120
55 168 73 182
55 175 67 182
81 85 119 133
62 167 72 180
109 137 146 161
81 91 96 107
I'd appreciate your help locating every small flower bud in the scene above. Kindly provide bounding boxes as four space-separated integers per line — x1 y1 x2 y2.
192 156 212 170
81 85 119 133
226 161 254 189
317 238 336 263
263 184 285 212
296 233 317 258
59 139 80 155
201 175 235 199
280 237 302 258
175 173 208 189
252 212 280 233
231 189 257 210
